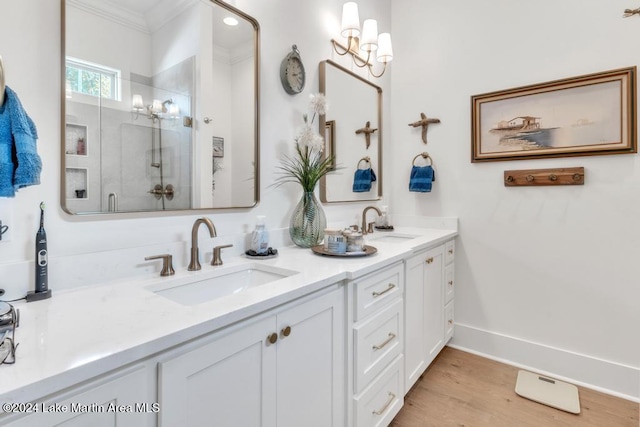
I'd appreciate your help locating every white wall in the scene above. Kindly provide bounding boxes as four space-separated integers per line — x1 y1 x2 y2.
0 1 391 293
209 46 233 207
230 54 256 206
390 0 640 399
66 5 151 79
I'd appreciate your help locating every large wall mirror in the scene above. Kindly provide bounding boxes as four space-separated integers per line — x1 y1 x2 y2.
62 0 259 214
319 60 382 203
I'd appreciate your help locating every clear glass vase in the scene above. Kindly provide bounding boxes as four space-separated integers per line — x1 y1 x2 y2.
289 191 326 248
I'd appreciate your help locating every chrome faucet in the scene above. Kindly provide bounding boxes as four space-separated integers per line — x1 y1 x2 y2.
188 217 217 271
361 206 382 235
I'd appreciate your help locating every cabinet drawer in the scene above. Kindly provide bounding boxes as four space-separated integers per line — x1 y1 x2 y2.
354 298 403 393
445 300 454 343
445 263 454 304
354 263 403 321
354 355 404 427
445 239 455 265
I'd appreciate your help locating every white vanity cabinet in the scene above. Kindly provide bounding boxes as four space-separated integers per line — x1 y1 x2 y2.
404 239 455 394
3 366 154 427
158 285 345 427
0 228 459 427
349 262 404 427
444 240 455 343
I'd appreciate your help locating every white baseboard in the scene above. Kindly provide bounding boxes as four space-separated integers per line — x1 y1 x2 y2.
449 323 640 403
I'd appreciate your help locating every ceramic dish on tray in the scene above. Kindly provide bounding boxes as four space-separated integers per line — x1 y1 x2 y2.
244 253 279 260
244 248 278 260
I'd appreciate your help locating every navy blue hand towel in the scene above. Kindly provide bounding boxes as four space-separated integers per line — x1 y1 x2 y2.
353 167 377 192
0 86 41 197
409 165 435 192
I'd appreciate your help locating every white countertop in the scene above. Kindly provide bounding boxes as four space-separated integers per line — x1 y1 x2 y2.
0 227 456 405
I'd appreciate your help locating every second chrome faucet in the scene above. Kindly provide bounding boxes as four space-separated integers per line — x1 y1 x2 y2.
188 217 217 271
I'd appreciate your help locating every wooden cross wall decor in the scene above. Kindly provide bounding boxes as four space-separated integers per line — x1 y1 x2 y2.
408 112 440 144
355 121 378 149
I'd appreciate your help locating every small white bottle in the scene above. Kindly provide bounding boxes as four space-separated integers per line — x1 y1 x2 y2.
250 216 269 254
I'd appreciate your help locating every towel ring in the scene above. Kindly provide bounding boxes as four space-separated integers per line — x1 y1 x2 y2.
357 156 371 169
412 152 433 167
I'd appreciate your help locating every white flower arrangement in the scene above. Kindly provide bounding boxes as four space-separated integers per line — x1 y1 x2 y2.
275 94 335 192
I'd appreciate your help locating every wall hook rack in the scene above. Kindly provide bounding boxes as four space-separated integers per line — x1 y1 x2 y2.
408 113 440 144
355 121 378 149
504 167 584 187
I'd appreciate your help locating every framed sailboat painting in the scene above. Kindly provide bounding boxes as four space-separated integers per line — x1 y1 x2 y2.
471 67 636 162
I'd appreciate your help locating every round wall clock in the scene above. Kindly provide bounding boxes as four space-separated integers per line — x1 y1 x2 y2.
280 45 306 95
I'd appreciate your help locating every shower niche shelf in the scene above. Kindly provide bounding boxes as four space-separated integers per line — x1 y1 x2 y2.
65 123 88 156
65 167 88 200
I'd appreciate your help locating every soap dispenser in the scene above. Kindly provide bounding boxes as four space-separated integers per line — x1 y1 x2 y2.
250 216 269 254
378 205 390 228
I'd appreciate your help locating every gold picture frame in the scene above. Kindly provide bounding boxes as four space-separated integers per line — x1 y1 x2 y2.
471 67 637 162
325 119 336 170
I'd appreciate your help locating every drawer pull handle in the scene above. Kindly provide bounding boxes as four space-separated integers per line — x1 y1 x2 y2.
372 283 395 298
372 392 396 416
425 257 434 264
267 333 278 345
372 333 396 351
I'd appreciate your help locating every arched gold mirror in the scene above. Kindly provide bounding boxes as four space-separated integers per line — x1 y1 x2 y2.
62 0 259 214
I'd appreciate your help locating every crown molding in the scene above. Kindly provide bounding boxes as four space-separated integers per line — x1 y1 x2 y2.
67 0 148 33
66 0 197 35
145 0 198 33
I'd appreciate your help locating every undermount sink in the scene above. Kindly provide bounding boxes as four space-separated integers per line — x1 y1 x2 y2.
367 233 419 243
147 264 299 306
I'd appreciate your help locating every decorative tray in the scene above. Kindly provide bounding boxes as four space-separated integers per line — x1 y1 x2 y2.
311 245 377 257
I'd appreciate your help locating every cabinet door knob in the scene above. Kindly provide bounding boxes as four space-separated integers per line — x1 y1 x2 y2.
448 249 454 255
281 326 292 337
267 333 278 345
425 257 434 264
448 280 453 286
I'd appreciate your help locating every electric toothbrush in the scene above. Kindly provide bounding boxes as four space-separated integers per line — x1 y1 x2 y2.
27 202 52 302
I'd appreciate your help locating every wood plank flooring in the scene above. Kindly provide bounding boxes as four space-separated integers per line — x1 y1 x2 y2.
391 347 639 427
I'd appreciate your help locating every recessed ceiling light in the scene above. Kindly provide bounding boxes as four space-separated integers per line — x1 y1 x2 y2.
223 17 239 26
